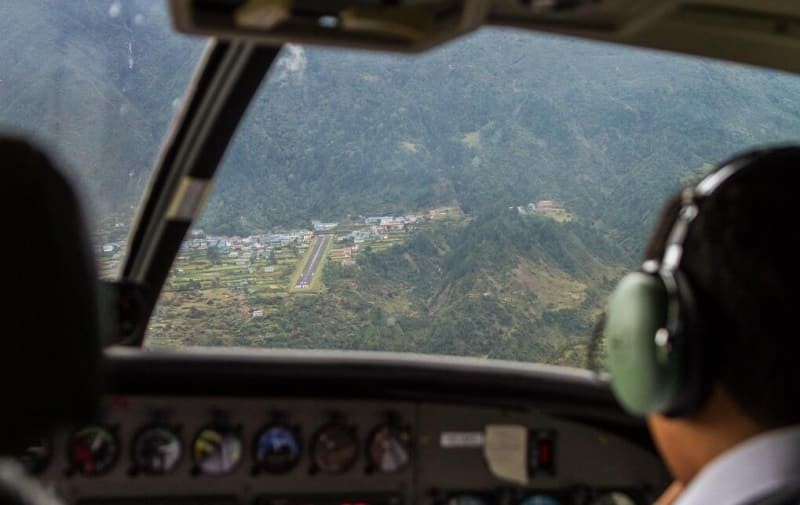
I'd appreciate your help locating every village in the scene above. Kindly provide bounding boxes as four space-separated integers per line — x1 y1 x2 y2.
97 205 466 293
97 200 567 299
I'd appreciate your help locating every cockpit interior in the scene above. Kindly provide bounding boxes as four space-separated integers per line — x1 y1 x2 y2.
2 2 799 505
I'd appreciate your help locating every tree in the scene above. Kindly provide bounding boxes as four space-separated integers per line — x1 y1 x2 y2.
207 245 222 264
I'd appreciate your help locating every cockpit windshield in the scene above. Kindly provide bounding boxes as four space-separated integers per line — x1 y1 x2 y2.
3 2 800 367
144 34 800 365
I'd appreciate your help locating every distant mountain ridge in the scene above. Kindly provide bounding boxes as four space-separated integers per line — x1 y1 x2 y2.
3 2 800 253
201 31 800 254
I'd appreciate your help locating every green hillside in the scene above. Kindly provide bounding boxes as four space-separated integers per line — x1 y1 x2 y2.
151 207 625 365
203 32 800 249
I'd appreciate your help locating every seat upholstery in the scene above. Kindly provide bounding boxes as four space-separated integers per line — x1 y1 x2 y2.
0 137 102 455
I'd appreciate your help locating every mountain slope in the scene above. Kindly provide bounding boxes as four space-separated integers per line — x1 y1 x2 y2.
3 3 800 249
152 208 626 365
202 33 800 252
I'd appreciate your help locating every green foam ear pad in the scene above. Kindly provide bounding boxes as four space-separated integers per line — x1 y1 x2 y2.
604 272 682 416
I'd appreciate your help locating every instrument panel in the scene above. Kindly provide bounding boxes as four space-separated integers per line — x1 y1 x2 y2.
28 396 667 505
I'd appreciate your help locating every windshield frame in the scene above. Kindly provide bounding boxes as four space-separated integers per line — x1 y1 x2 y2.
118 41 281 346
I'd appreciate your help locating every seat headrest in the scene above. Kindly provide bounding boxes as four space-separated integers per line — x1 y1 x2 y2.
0 137 101 453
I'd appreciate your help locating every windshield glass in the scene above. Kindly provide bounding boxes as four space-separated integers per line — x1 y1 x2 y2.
0 1 204 278
145 32 800 366
147 32 800 365
11 10 792 366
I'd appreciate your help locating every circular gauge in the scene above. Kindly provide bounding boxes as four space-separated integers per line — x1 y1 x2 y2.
589 492 636 505
520 496 560 505
310 423 358 474
18 439 51 475
132 426 182 475
447 495 487 505
254 424 301 474
367 424 411 473
192 426 242 475
68 426 119 476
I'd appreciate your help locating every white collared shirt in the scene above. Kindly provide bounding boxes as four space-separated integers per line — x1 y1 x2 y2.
674 425 800 505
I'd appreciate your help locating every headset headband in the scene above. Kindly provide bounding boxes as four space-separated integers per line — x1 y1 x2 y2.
648 152 764 352
656 152 763 276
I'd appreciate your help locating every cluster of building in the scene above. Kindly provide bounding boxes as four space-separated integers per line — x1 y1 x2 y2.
311 221 338 232
511 199 564 215
363 214 420 225
363 214 421 233
338 230 371 244
179 229 314 260
100 210 432 268
329 244 359 266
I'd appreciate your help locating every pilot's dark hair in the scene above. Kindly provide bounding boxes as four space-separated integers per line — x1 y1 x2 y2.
643 147 800 427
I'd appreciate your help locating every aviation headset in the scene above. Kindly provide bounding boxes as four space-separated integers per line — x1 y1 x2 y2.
603 149 771 418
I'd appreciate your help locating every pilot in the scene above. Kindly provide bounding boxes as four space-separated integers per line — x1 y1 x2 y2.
602 147 800 505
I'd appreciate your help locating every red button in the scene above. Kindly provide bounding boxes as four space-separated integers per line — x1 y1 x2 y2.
538 440 551 466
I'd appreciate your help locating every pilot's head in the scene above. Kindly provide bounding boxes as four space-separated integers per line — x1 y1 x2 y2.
603 146 800 483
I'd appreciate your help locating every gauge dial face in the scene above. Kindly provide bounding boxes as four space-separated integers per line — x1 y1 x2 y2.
589 493 636 505
447 495 487 505
192 427 242 475
311 423 358 473
520 496 560 505
68 426 119 476
19 439 51 475
255 425 301 474
132 426 182 475
367 424 411 473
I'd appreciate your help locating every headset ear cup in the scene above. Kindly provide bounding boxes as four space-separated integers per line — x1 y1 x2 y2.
658 271 710 417
604 272 682 416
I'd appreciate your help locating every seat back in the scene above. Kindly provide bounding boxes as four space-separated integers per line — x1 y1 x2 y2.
0 137 102 454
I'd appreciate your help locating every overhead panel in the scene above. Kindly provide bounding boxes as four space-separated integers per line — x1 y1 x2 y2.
170 0 493 52
171 0 800 75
